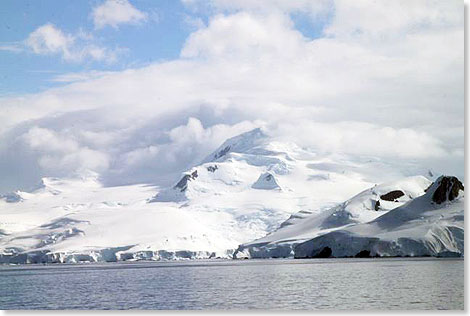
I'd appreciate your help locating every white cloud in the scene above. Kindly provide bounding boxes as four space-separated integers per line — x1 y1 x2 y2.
25 23 118 63
103 117 260 186
0 43 23 52
92 0 148 29
325 0 462 40
50 70 116 83
272 121 447 159
181 12 305 60
0 0 464 192
21 127 109 174
26 24 74 56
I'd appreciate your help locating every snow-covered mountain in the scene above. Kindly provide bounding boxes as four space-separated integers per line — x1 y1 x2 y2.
235 175 464 259
0 128 460 264
294 175 464 258
234 175 433 258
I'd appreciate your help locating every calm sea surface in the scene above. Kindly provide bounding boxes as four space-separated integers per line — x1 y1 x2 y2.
0 258 463 310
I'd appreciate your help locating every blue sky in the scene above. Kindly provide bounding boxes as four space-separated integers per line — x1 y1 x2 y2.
0 0 330 96
0 0 196 95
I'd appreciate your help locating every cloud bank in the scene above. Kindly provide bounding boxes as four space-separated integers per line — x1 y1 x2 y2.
0 0 463 193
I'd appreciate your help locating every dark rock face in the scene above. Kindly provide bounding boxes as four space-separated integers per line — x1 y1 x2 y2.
374 200 381 211
174 170 198 192
432 176 464 204
214 146 231 160
380 190 405 202
174 175 191 191
206 165 218 173
312 246 332 258
355 250 371 258
437 251 462 258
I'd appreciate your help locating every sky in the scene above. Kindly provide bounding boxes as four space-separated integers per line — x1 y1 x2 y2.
0 0 464 193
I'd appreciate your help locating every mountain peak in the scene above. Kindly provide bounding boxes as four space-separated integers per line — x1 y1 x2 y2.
204 128 268 162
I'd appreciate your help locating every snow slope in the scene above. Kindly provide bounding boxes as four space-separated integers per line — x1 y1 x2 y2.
0 128 444 263
0 174 239 263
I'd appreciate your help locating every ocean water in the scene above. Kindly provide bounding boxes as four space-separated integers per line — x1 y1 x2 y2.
0 258 464 310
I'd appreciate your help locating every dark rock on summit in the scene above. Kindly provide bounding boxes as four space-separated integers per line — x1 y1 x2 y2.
432 176 464 204
214 146 231 160
380 190 405 202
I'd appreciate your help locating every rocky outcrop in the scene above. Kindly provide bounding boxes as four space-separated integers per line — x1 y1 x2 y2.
431 176 464 204
214 146 231 160
374 200 381 211
312 246 332 258
206 165 218 173
380 190 405 202
174 170 198 192
150 169 200 202
355 250 372 258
